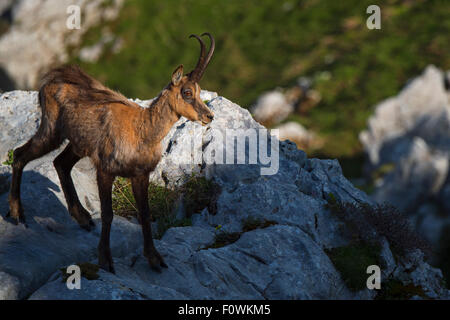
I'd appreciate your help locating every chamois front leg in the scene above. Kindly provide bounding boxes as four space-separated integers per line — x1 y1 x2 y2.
131 175 168 272
97 170 115 273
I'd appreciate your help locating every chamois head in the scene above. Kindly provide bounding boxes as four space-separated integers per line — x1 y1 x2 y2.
168 33 215 126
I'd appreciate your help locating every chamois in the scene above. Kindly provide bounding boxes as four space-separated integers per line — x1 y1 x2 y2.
7 33 215 273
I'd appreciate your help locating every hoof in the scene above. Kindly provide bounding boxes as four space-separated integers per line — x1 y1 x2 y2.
147 252 168 272
99 261 115 274
6 210 27 227
150 264 162 273
80 219 95 232
99 251 115 274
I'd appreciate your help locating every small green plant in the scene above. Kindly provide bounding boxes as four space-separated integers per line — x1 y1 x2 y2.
2 150 14 166
326 197 430 259
325 195 434 295
326 242 381 291
60 262 100 282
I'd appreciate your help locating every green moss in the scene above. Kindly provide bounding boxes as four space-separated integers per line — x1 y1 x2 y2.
60 262 100 282
2 150 14 166
375 279 428 300
326 192 337 207
205 231 242 249
326 242 381 291
241 216 277 233
204 216 277 250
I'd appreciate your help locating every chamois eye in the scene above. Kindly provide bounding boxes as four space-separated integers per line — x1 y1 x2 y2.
183 90 192 98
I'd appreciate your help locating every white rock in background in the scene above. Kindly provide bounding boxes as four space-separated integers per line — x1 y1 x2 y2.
78 32 115 63
251 90 293 125
372 137 449 213
0 91 41 162
360 65 450 277
0 0 124 90
275 121 315 149
360 65 450 166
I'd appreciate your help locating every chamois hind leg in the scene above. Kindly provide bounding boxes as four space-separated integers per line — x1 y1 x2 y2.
97 170 115 273
8 133 61 225
131 175 168 272
54 143 95 231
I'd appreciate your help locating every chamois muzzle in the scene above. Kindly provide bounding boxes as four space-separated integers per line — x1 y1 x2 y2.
188 33 215 82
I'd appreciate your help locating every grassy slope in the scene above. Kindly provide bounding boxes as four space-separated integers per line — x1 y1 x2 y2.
71 0 450 172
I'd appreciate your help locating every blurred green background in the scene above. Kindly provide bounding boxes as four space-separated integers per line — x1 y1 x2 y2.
71 0 450 176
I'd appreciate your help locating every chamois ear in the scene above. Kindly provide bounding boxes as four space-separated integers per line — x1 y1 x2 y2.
171 65 184 86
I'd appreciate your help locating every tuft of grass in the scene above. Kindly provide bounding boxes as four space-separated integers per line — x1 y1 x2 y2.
180 174 221 217
111 174 220 238
2 150 14 166
112 176 181 238
375 279 428 300
147 182 180 222
155 217 192 240
326 242 381 291
112 177 139 218
60 262 100 282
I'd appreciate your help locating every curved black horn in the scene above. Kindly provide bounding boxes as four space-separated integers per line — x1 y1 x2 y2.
188 34 206 82
189 33 215 82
